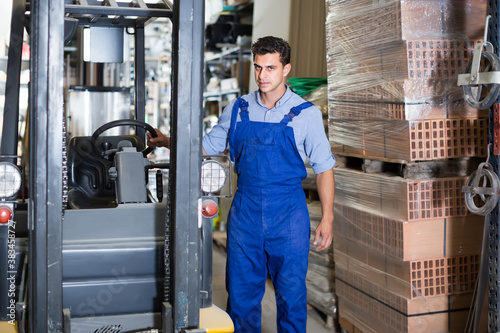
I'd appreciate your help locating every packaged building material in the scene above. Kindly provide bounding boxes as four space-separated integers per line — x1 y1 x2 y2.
335 246 478 332
326 38 488 133
326 0 489 163
326 0 486 50
328 39 476 93
326 1 487 331
334 168 469 221
306 201 336 316
326 0 487 93
334 245 479 299
334 203 483 261
332 165 483 331
328 79 487 121
337 281 472 333
330 118 488 162
336 261 474 317
306 262 336 317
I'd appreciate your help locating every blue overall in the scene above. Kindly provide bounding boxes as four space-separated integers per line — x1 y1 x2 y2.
226 98 312 333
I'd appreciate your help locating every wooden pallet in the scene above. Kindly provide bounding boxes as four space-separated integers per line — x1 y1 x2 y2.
307 302 337 330
334 154 482 180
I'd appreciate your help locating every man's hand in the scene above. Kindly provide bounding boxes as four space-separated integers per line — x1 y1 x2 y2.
147 128 171 149
314 168 335 252
314 217 333 252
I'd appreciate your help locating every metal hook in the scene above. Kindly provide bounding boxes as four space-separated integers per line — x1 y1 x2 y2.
484 15 492 46
486 142 492 164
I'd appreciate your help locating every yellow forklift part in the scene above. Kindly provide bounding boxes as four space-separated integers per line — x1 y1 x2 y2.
0 321 17 333
199 304 234 333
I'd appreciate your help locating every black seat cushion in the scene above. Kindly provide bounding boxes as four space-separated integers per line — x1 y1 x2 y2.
66 135 144 209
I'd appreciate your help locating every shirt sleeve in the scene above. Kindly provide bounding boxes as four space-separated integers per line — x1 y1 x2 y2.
202 100 235 155
304 107 336 174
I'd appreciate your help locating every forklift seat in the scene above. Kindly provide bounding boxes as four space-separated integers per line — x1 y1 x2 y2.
66 135 145 209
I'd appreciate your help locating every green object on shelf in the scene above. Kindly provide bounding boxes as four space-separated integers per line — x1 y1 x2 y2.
288 77 327 97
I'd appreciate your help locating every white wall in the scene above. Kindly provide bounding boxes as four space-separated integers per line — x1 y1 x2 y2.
249 0 292 92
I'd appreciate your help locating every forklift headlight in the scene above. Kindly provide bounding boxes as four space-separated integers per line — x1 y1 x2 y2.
201 160 227 194
0 162 22 200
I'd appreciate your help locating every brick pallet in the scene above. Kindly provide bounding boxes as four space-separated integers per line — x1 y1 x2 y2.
334 247 479 299
332 170 483 332
328 40 478 91
326 1 487 331
326 0 489 159
329 117 488 161
336 263 475 317
326 0 486 51
326 0 487 119
334 168 469 221
331 168 483 331
334 203 483 261
337 284 471 333
334 155 482 179
328 79 487 121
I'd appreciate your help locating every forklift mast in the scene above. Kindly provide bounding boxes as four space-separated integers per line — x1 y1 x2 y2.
1 0 209 332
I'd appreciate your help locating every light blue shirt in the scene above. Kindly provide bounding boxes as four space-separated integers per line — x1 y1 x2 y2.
202 86 335 174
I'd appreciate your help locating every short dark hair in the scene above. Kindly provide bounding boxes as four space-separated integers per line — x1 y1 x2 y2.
251 36 291 66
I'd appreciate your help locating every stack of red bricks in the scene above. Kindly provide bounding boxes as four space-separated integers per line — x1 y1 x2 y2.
326 0 488 332
327 0 488 162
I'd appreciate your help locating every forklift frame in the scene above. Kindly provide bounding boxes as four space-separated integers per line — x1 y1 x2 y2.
3 0 205 332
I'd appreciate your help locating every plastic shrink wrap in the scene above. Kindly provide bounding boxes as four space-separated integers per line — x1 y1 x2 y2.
326 0 488 332
303 87 336 318
307 201 336 318
332 167 484 332
327 0 488 163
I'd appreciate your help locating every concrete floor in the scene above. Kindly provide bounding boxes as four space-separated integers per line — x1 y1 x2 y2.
212 244 336 333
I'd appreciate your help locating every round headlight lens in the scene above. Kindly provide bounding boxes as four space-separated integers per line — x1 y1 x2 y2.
0 162 22 199
201 160 227 194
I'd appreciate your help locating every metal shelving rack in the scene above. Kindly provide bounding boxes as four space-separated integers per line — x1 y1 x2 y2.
204 43 251 116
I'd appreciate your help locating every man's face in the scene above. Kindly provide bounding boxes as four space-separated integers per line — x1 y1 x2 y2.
253 52 291 94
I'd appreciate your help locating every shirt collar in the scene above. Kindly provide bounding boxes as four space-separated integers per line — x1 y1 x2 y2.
255 85 293 109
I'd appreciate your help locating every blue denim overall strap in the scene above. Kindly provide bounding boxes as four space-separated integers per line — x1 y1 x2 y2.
280 101 314 125
229 98 249 162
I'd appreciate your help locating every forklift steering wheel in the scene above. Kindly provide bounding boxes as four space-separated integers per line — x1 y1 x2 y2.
91 119 158 157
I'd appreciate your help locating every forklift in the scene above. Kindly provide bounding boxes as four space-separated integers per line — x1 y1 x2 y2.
0 1 233 332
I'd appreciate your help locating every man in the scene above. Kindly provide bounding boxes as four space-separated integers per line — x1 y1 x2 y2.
149 36 335 333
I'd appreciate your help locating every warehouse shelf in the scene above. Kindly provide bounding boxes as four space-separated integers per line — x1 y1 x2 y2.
203 88 241 99
205 44 244 62
203 43 251 117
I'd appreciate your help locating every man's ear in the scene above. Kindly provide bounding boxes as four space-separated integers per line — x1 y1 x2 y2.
283 63 291 77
